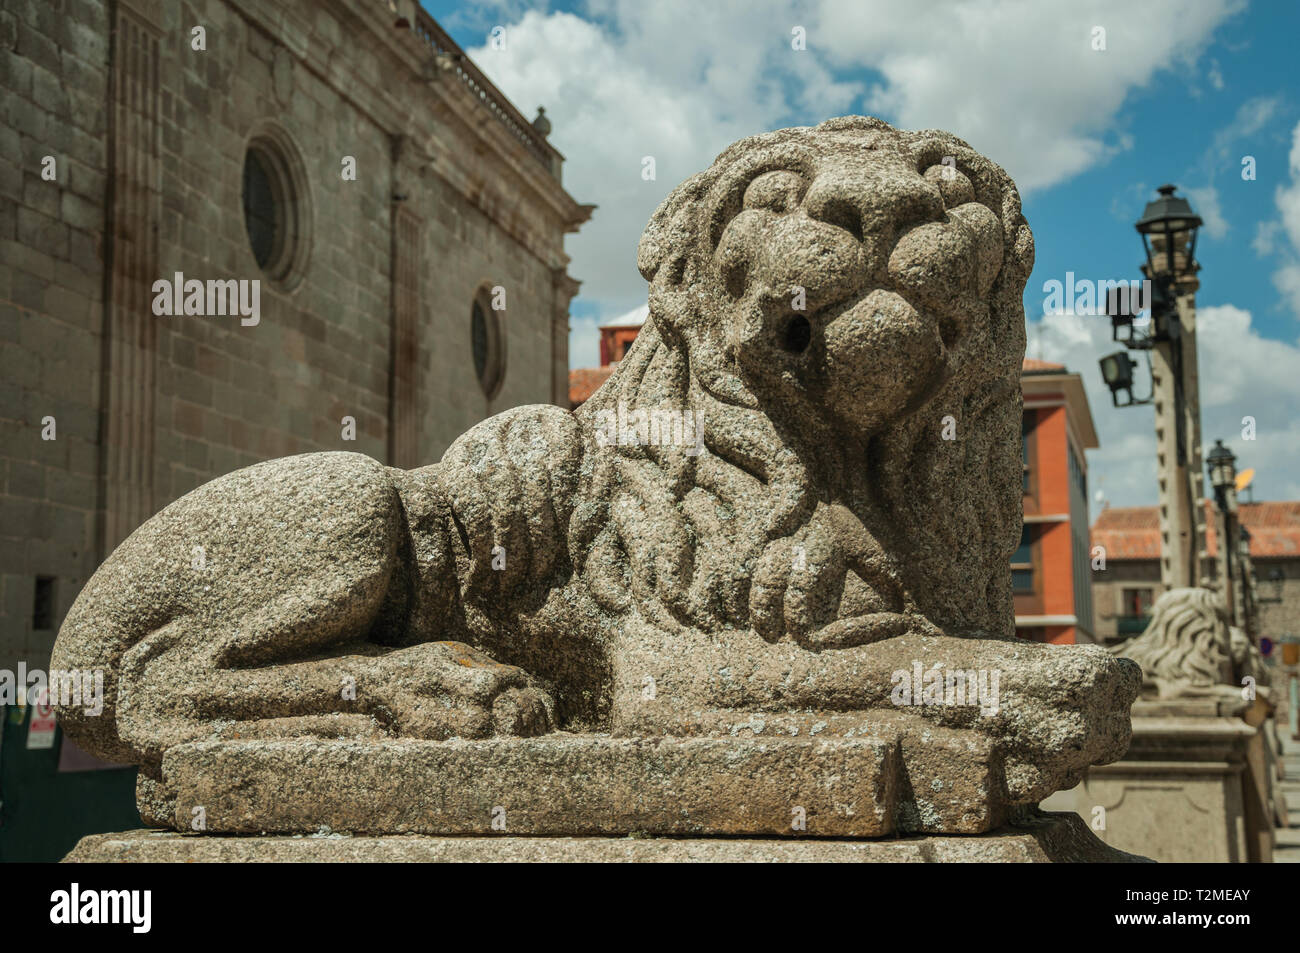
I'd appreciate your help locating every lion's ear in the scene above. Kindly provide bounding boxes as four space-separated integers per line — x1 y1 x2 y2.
638 213 692 286
637 229 667 282
637 203 685 282
638 172 709 282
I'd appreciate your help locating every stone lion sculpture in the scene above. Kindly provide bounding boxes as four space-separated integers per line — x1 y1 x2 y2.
53 117 1138 828
1117 586 1268 699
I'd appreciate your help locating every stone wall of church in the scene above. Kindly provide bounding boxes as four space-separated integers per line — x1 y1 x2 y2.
0 0 588 675
0 0 110 675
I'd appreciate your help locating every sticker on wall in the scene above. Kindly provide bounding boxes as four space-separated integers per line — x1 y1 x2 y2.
26 689 57 750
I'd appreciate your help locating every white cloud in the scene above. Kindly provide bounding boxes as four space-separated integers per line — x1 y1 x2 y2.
469 5 865 366
1180 98 1283 247
1253 220 1281 256
459 1 1300 509
1269 119 1300 315
1208 59 1224 90
1187 185 1229 239
814 0 1243 192
1208 95 1281 162
1032 303 1300 513
465 0 1241 366
1275 262 1300 314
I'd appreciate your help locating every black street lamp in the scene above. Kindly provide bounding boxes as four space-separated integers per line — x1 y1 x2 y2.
1096 185 1202 460
1097 184 1208 591
1098 349 1148 407
1099 185 1202 353
1206 439 1237 502
1136 184 1203 287
1098 186 1202 396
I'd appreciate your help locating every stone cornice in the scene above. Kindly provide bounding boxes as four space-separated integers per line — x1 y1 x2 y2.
225 0 593 269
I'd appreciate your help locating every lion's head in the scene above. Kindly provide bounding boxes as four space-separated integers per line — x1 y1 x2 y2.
579 117 1033 643
1117 587 1269 698
636 116 1033 441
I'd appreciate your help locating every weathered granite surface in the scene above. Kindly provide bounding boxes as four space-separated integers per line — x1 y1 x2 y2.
51 116 1140 839
65 812 1150 863
150 720 1010 836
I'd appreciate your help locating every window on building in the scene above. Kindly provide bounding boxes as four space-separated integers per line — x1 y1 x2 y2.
242 149 279 268
1122 588 1154 616
1011 526 1034 592
1118 587 1154 635
32 576 56 630
240 124 311 289
472 288 506 398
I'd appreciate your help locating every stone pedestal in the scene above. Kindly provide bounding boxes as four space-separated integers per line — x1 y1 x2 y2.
1041 699 1274 862
132 731 1013 838
65 734 1151 862
64 811 1147 863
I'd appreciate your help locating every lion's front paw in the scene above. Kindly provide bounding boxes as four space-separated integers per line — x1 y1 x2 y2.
844 635 1140 804
976 643 1141 802
363 642 555 740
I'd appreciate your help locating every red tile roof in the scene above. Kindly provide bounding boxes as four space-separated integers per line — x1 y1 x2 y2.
1022 358 1067 373
569 365 614 407
1092 501 1300 560
1090 506 1163 559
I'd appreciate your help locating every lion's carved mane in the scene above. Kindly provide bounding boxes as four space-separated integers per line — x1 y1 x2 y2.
571 116 1035 649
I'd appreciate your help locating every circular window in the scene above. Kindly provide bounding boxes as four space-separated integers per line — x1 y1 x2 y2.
472 288 506 398
242 150 278 267
241 122 311 289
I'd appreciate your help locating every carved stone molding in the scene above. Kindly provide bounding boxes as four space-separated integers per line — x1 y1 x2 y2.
100 3 162 556
389 206 423 468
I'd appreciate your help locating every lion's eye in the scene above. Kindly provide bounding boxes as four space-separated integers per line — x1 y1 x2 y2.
743 170 806 212
921 163 975 209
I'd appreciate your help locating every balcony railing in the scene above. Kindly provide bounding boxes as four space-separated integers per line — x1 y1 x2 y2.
401 6 561 176
1116 614 1151 636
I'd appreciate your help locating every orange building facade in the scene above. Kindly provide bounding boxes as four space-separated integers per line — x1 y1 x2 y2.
570 323 636 408
599 324 643 366
1015 360 1099 645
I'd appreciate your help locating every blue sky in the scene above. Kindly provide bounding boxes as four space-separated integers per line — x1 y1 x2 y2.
421 0 1300 509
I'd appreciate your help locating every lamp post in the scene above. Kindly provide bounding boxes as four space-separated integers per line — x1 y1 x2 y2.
1207 439 1239 623
1097 184 1206 591
1238 525 1260 643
